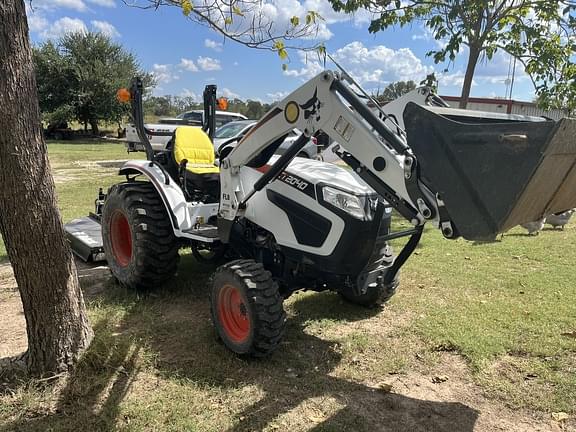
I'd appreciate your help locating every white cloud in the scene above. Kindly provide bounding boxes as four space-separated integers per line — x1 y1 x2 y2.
28 15 49 33
197 56 222 71
267 91 289 101
474 50 529 84
33 0 88 12
205 38 223 52
410 25 447 49
30 0 115 10
152 64 179 84
197 0 334 42
152 86 165 96
179 58 199 72
181 88 199 100
221 88 240 99
285 42 433 85
435 50 530 96
303 0 371 26
87 0 116 7
283 57 324 80
437 71 468 88
91 20 120 38
41 17 87 39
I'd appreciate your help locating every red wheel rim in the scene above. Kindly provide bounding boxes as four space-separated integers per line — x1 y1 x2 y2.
110 210 132 267
218 284 250 343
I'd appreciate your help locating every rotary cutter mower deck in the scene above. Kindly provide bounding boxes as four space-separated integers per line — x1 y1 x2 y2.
66 70 576 357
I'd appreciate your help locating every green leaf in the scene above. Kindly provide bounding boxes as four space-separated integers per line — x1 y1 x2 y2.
181 0 193 16
232 6 244 16
224 17 233 25
305 11 323 25
278 48 288 60
290 16 300 27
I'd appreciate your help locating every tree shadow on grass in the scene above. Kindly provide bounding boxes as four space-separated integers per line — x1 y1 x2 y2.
0 263 144 432
1 321 142 432
1 255 479 431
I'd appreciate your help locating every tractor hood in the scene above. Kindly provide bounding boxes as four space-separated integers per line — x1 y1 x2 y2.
284 157 376 197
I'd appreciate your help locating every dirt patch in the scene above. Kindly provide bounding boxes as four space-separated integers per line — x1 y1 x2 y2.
73 160 128 169
0 264 15 293
372 354 568 432
75 261 111 297
51 160 129 184
0 260 111 360
0 264 26 359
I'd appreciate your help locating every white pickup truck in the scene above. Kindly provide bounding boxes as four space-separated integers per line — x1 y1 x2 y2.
125 109 247 152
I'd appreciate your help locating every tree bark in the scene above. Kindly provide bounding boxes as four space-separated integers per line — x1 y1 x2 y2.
459 44 481 109
90 119 99 135
0 0 93 376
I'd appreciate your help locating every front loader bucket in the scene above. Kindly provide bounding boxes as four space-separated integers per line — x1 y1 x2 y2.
403 103 576 241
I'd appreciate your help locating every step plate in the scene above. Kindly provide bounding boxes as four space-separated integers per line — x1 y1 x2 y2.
64 217 105 262
181 226 220 243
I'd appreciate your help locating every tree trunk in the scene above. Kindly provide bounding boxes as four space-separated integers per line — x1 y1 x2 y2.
90 119 99 135
459 45 481 109
0 0 93 376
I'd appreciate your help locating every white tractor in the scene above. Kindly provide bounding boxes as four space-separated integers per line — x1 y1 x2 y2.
67 70 576 357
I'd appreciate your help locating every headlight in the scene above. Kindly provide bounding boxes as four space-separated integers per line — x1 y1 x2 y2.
322 186 366 219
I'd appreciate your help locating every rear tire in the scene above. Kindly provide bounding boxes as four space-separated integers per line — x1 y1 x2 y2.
210 259 286 357
102 182 179 290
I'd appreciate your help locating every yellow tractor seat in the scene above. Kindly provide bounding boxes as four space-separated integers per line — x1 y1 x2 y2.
173 127 220 175
169 126 220 203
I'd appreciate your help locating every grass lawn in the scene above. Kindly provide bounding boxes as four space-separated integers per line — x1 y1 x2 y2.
0 142 574 431
0 141 137 262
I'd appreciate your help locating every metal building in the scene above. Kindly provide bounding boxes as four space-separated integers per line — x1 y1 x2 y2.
441 96 568 121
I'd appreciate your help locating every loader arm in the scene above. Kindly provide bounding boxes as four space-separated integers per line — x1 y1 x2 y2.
219 70 576 244
220 71 443 237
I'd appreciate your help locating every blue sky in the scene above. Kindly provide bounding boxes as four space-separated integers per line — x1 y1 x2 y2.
26 0 536 103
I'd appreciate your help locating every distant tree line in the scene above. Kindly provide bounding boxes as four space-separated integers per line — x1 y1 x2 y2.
372 80 417 104
33 32 153 134
32 30 425 132
33 28 278 130
143 95 274 121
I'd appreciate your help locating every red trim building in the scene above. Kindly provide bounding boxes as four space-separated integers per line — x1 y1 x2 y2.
440 95 567 121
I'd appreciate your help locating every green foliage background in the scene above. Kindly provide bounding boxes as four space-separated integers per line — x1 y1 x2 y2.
34 32 154 133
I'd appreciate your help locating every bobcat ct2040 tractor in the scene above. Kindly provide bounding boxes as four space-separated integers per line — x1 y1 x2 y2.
96 72 576 357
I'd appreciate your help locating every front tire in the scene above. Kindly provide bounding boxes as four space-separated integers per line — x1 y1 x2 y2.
102 182 179 290
210 260 286 357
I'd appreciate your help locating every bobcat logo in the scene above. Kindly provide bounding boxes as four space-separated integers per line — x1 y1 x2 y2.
300 88 322 123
